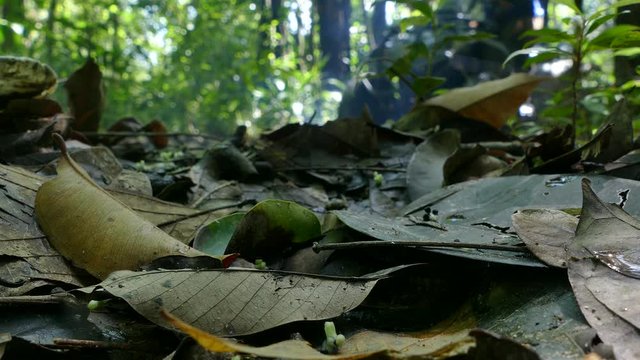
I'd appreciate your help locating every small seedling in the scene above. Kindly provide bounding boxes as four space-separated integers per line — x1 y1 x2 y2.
373 171 383 187
255 258 267 270
322 321 345 353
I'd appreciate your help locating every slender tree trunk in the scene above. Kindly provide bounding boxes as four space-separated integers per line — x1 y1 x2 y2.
2 0 25 52
371 1 386 48
615 4 640 86
45 0 57 62
316 0 351 82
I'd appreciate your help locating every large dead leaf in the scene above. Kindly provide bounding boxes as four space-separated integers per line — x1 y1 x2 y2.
64 58 104 132
0 164 84 295
35 134 206 279
332 210 541 267
567 179 640 359
406 130 460 201
97 268 383 336
512 209 577 268
423 73 546 129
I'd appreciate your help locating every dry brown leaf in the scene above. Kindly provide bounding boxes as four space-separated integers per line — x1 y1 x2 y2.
424 73 547 129
64 58 104 132
35 134 206 279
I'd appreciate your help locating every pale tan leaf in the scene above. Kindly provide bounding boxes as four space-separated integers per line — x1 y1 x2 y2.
424 73 547 128
98 268 380 336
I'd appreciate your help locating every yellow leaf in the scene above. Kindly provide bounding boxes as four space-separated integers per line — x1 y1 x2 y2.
35 134 206 279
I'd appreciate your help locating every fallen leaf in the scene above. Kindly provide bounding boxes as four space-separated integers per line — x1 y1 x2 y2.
64 58 104 132
406 130 460 201
567 179 640 359
98 268 381 336
193 212 245 256
35 134 206 279
162 310 378 359
512 209 577 268
227 199 321 260
423 73 547 129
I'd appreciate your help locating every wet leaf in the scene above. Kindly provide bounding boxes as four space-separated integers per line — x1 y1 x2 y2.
512 209 578 268
406 130 460 201
403 174 640 228
35 134 206 279
226 199 321 260
332 210 542 267
193 212 245 256
423 73 546 129
98 268 381 336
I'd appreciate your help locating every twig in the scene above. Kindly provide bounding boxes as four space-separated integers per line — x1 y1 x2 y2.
312 240 528 253
80 131 223 140
0 294 76 306
280 166 406 173
156 199 256 227
51 338 135 351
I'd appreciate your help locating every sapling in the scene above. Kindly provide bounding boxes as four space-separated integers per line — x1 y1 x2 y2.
504 0 640 146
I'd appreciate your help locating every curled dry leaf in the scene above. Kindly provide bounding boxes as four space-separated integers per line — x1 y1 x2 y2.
161 309 378 360
35 134 206 279
423 73 546 129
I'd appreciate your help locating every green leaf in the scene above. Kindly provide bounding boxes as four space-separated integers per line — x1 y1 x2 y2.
226 199 321 260
611 0 640 8
522 28 574 45
503 47 565 67
555 0 582 14
400 16 429 32
411 76 445 97
193 212 245 256
586 12 619 35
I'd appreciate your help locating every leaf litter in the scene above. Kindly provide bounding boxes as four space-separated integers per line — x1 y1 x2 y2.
5 62 640 359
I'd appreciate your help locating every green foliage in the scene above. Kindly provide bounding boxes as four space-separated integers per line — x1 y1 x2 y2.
385 0 495 97
7 1 328 134
505 0 640 144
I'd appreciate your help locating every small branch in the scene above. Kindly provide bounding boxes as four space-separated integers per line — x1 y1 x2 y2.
0 294 77 306
312 240 528 253
80 131 223 141
51 338 135 351
156 199 256 227
280 166 406 173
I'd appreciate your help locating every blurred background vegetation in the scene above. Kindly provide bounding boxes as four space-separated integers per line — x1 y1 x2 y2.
1 0 638 136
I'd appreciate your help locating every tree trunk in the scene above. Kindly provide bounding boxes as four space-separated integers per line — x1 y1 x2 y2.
615 4 640 86
371 0 386 48
316 0 351 81
2 0 25 52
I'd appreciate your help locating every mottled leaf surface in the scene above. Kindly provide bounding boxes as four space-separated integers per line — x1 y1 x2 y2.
98 268 379 336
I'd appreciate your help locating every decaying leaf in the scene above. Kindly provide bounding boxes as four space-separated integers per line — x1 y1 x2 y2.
64 58 104 132
35 134 206 279
162 310 378 359
406 130 460 201
97 268 380 336
567 179 640 359
423 73 547 129
512 209 577 268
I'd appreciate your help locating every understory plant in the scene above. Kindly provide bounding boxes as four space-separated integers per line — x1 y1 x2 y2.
505 0 640 146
